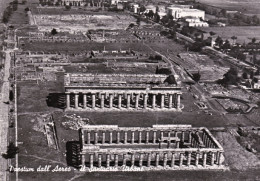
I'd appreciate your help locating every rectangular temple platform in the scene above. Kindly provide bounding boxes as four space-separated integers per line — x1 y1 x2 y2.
79 125 226 172
64 73 183 111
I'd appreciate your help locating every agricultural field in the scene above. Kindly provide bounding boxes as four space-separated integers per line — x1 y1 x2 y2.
199 26 260 44
197 0 260 16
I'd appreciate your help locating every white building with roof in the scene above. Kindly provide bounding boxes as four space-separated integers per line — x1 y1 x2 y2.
167 7 205 20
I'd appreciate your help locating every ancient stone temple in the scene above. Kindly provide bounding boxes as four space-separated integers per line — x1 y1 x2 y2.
64 73 182 111
79 125 225 171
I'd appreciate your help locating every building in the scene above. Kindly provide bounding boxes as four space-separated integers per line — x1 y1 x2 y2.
79 124 225 171
167 7 205 20
185 18 209 27
64 73 182 111
253 75 260 89
144 5 157 14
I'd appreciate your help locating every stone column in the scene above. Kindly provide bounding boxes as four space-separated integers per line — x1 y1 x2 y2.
161 94 165 108
98 154 102 168
195 152 199 166
83 94 87 109
127 94 131 109
163 153 168 167
153 131 157 143
74 93 79 109
188 131 192 144
168 94 173 108
139 153 143 167
176 94 181 109
124 131 127 144
143 94 148 109
138 131 142 144
211 152 215 166
109 132 113 144
131 154 135 166
179 153 183 167
217 152 222 166
203 152 207 167
135 94 139 108
90 154 94 168
123 154 127 166
106 154 110 167
131 132 135 144
115 154 119 167
147 153 151 167
109 94 113 108
145 131 149 144
160 131 164 140
117 132 120 144
101 94 105 108
66 93 70 109
81 154 85 166
187 152 191 166
152 94 156 109
102 132 105 144
92 94 96 108
155 153 160 167
181 131 185 142
94 132 98 144
87 132 90 144
171 153 175 167
118 94 122 109
176 141 180 148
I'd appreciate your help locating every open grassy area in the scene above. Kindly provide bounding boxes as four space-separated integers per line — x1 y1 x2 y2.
197 0 260 16
199 26 260 44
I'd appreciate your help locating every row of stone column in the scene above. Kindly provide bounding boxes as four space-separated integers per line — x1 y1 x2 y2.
82 130 190 145
66 92 181 110
82 151 223 168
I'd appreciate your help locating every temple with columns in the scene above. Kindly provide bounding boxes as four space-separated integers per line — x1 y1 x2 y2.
64 73 183 111
79 125 225 171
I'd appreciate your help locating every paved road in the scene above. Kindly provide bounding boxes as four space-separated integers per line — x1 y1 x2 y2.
0 50 11 181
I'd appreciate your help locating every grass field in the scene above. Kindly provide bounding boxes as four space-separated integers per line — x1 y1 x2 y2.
199 26 260 44
197 0 260 16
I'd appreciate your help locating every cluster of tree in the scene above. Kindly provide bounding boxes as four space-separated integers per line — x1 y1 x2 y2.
156 67 172 75
2 0 19 23
192 72 201 82
149 54 162 60
51 28 58 35
217 67 240 86
2 142 19 159
229 13 260 26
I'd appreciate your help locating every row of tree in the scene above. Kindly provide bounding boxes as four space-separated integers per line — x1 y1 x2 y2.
2 0 19 23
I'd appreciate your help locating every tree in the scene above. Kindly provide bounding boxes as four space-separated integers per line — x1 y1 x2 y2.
209 31 216 36
220 9 227 17
146 10 154 19
193 72 201 82
231 36 237 45
161 15 168 24
242 72 248 79
65 5 71 10
154 12 160 23
251 37 256 44
215 36 223 47
51 28 58 35
222 40 231 50
2 142 19 159
140 6 145 13
9 90 13 101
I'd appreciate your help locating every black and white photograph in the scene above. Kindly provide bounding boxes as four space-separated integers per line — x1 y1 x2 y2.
0 0 260 180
